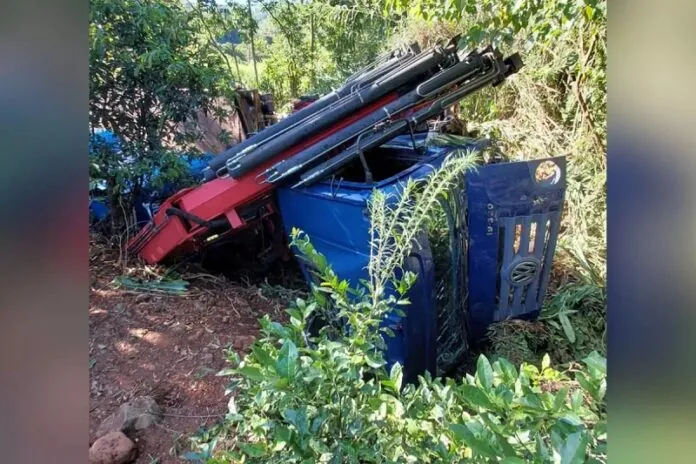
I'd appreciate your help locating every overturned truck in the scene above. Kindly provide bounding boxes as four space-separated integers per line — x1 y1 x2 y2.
127 37 566 381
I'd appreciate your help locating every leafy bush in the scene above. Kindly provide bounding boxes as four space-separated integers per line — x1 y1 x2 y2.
185 150 606 463
89 0 236 229
187 234 606 463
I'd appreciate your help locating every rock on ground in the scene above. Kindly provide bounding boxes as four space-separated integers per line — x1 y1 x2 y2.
96 396 163 438
89 431 137 464
89 237 288 462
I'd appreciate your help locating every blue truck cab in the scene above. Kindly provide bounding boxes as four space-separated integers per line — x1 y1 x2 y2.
277 133 566 381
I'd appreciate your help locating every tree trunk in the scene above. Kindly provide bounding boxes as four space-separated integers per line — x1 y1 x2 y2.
247 0 259 88
310 11 316 89
232 47 242 84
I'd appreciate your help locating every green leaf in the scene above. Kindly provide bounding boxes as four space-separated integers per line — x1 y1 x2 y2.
303 303 316 320
520 392 544 411
582 351 607 377
217 366 237 376
496 357 519 384
283 408 309 435
311 412 329 433
550 429 565 454
236 366 266 381
181 451 205 461
559 414 584 428
476 355 494 390
380 379 398 392
597 378 607 401
273 425 292 450
274 377 290 389
502 458 527 464
570 389 584 410
560 431 589 464
275 340 299 379
449 424 498 458
594 421 607 441
252 345 275 368
460 385 496 410
265 321 293 339
238 442 266 457
536 435 551 461
575 372 592 394
559 312 576 343
390 362 403 392
541 353 551 371
112 276 188 294
365 353 385 368
479 417 516 456
584 5 595 20
286 307 303 322
227 394 237 414
553 386 569 412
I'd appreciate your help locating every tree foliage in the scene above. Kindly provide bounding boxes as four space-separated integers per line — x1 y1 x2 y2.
378 0 607 361
188 232 606 463
89 0 236 228
383 0 606 143
242 0 392 107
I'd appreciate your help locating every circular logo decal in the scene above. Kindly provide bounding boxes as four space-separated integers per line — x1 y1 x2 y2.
508 258 541 286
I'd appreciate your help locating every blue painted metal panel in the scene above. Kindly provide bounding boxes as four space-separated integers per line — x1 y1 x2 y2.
88 130 214 224
466 156 566 341
277 134 480 382
281 145 567 374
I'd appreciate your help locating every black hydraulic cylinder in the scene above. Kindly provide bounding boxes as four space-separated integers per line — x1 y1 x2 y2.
260 56 490 184
415 53 484 96
203 48 419 180
225 47 450 178
292 51 524 188
293 121 411 187
295 122 409 187
223 52 418 168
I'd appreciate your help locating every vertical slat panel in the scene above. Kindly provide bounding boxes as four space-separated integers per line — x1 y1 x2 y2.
536 212 561 306
525 215 547 311
520 215 532 256
497 217 516 317
511 216 531 316
533 216 547 260
501 217 516 264
511 284 524 316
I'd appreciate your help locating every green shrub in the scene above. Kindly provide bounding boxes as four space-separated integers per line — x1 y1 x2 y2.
89 0 236 230
186 234 606 463
186 151 606 463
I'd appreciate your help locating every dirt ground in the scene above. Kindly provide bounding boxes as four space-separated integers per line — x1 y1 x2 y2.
89 238 293 463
